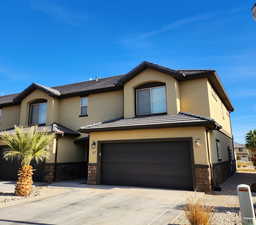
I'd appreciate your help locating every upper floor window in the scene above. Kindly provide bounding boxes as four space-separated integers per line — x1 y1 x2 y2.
0 109 2 120
136 84 166 116
29 100 47 126
80 97 88 116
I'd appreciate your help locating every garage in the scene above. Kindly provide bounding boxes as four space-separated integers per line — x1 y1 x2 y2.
100 139 194 190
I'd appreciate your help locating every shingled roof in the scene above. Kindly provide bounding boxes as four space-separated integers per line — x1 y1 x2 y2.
79 112 221 132
0 61 234 111
0 123 80 136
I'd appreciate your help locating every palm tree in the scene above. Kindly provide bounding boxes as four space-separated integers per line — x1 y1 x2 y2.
246 129 256 149
1 126 54 196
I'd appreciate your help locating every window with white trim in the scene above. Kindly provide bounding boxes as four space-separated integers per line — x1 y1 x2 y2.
136 85 167 116
80 97 88 116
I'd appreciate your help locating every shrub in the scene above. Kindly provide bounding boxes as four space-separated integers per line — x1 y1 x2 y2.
184 198 214 225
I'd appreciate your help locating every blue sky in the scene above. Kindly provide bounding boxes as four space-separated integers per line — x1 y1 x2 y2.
0 0 255 143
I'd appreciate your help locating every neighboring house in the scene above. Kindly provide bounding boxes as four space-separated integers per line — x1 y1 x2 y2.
0 61 235 192
234 143 250 162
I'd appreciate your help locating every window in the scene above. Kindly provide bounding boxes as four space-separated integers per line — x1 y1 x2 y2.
29 101 47 126
136 85 166 116
0 109 2 120
216 139 222 161
80 97 88 116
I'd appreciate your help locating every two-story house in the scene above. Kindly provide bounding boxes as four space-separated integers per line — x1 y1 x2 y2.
0 61 235 192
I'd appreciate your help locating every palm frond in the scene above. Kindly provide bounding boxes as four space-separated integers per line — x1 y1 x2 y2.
0 126 54 166
246 129 256 149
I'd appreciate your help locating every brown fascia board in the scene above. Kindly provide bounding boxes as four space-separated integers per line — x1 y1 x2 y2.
58 85 123 98
117 61 233 112
117 61 184 85
0 62 234 112
13 83 61 104
79 120 219 133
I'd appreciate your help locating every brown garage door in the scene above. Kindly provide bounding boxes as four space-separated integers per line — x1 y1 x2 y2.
101 139 194 190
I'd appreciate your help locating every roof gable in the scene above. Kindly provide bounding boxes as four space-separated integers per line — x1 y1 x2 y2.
13 83 61 103
0 61 234 112
118 61 184 85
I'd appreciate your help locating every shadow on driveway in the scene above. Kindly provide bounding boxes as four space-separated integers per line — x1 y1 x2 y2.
0 219 53 225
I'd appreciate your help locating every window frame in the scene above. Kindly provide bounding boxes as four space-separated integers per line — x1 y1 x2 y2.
79 96 88 117
0 108 2 120
28 99 48 126
135 83 167 117
216 139 222 162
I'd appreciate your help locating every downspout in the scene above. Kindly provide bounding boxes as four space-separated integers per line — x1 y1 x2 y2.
229 112 236 172
206 128 214 189
54 136 59 182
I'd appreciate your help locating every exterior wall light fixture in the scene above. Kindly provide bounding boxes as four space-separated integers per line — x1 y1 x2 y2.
91 141 96 149
194 138 201 147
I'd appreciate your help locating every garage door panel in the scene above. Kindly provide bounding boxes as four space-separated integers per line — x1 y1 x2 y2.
101 140 193 189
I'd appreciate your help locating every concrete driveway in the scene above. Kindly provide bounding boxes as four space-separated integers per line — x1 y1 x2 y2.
0 182 199 225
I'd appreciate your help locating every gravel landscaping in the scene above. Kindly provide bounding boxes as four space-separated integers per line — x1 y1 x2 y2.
0 180 68 208
170 172 256 225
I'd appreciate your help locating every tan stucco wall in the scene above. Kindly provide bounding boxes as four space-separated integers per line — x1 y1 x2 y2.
89 127 209 165
46 138 57 163
208 130 233 164
180 78 211 117
56 136 87 163
19 89 60 126
58 90 123 130
0 105 20 130
124 69 180 118
207 82 232 136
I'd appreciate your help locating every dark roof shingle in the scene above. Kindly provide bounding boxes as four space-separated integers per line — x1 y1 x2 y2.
0 123 80 136
0 61 233 111
79 112 221 132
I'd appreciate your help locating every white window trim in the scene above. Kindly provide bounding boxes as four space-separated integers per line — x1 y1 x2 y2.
80 97 88 116
136 85 167 116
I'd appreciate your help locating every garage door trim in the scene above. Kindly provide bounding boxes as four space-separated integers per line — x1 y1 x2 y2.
97 137 195 190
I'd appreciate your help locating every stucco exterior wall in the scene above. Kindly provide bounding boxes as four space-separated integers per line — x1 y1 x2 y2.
180 78 211 117
208 130 234 164
19 89 60 126
207 82 232 136
88 127 209 165
45 138 57 163
124 69 180 118
58 90 123 130
56 136 86 163
0 105 20 130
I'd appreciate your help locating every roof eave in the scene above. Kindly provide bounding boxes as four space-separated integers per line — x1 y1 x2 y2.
13 83 61 103
80 120 219 133
180 71 234 112
118 61 183 85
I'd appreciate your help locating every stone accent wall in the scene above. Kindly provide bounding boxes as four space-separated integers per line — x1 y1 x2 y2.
87 163 97 185
194 165 212 193
55 162 87 181
213 160 235 185
43 164 55 183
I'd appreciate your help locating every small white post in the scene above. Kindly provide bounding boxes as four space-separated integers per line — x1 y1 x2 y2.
237 184 256 225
